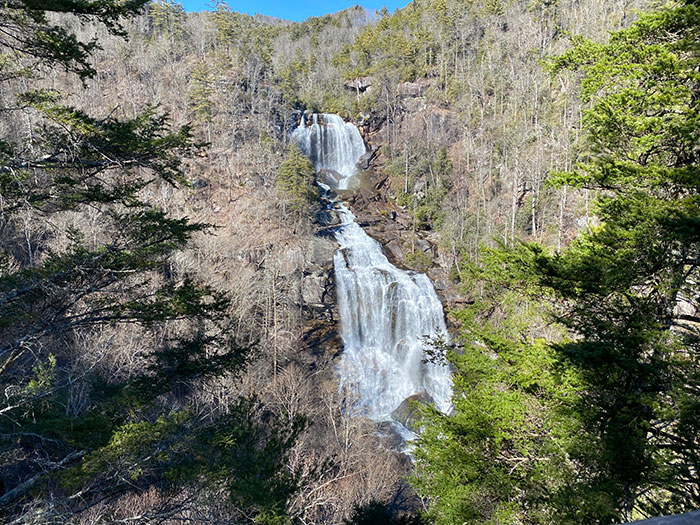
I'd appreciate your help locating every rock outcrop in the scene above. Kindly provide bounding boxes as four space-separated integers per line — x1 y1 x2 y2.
336 166 465 317
301 318 343 371
355 149 377 170
297 229 342 372
397 78 433 98
301 235 337 318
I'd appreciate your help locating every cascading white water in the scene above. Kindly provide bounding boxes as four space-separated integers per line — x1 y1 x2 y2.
293 114 366 189
333 207 453 419
292 113 452 422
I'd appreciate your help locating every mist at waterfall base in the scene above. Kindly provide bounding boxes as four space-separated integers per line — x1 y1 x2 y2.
292 114 452 431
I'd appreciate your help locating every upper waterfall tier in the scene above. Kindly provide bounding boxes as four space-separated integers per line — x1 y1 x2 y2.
291 114 366 189
291 113 452 422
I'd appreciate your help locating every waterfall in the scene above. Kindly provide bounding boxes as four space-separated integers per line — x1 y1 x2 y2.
292 113 452 423
293 114 366 189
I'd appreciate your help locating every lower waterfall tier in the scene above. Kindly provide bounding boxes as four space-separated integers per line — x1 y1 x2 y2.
333 205 452 420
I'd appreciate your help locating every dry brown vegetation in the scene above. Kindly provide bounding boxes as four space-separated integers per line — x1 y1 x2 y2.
1 0 659 522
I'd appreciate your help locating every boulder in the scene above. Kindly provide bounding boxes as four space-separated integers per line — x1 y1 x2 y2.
395 215 412 229
301 274 324 306
315 209 341 227
384 239 403 263
432 278 448 293
320 187 338 201
374 176 389 191
414 238 433 254
318 169 344 188
391 392 434 433
376 421 409 449
307 237 337 269
356 149 377 170
358 214 383 227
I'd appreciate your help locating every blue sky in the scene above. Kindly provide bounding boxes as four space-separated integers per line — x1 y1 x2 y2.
178 1 410 22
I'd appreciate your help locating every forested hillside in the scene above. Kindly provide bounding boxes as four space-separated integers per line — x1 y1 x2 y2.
0 0 697 524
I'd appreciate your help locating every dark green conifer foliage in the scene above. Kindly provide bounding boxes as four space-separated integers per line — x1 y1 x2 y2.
277 142 317 216
149 0 186 39
0 2 303 522
413 3 699 523
190 62 216 123
538 4 700 519
412 245 581 525
0 0 149 81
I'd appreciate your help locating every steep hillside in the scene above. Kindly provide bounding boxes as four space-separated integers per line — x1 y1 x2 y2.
3 1 697 524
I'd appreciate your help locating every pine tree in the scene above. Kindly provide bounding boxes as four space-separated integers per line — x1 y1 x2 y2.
277 142 316 216
412 245 581 524
189 60 217 143
149 0 186 39
0 2 303 521
538 4 700 519
413 3 700 523
0 0 149 81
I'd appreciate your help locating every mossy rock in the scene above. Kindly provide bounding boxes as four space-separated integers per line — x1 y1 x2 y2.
391 391 434 433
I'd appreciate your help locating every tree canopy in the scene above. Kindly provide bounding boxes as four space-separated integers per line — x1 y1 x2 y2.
0 0 149 81
0 2 303 522
413 2 700 523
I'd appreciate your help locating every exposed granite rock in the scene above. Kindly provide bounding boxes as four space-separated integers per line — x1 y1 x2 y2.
301 274 325 305
315 209 341 227
335 128 472 331
375 421 408 450
300 319 343 372
414 238 433 254
357 214 383 228
397 81 426 98
384 239 404 263
306 236 336 269
339 172 439 272
299 235 338 324
391 391 434 433
356 149 377 170
402 97 425 113
318 169 344 188
421 105 460 136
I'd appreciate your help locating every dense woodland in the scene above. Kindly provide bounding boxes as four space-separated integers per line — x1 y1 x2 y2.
0 0 698 524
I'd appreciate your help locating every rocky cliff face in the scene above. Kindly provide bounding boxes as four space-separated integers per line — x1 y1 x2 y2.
298 231 343 372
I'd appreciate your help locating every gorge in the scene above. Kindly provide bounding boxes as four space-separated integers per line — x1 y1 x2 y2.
3 1 697 522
